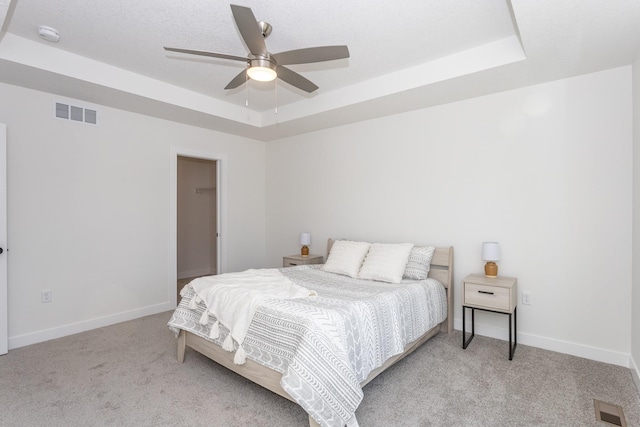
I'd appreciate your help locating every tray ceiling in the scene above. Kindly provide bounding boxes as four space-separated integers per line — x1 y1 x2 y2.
0 0 639 140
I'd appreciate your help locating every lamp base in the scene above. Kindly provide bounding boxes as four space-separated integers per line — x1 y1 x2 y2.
301 246 309 257
484 261 498 278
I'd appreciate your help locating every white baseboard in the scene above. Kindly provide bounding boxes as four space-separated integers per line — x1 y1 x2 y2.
178 268 215 280
631 355 640 393
8 302 175 350
454 318 630 368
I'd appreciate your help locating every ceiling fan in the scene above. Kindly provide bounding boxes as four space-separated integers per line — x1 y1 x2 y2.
164 4 350 93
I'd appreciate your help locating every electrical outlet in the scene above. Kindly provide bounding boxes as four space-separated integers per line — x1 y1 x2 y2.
41 290 53 303
522 291 532 305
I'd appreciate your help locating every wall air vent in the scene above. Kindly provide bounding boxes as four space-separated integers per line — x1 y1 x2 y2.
54 102 98 125
55 102 69 119
70 105 83 122
84 109 97 125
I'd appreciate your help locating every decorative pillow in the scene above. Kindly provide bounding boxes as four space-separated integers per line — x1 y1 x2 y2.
403 246 435 280
358 243 413 284
322 240 371 278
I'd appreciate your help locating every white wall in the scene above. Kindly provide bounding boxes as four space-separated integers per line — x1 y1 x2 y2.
632 55 640 387
0 82 266 348
266 66 633 366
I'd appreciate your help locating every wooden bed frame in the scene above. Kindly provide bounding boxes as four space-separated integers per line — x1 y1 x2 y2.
176 243 454 427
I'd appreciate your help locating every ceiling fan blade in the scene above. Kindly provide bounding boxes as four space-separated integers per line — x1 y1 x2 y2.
272 46 350 65
224 69 248 90
277 66 318 93
164 47 247 62
230 4 267 56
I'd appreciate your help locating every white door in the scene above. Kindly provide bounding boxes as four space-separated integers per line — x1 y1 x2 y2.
0 124 7 355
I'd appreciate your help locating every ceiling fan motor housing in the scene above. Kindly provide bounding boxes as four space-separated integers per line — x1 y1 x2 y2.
249 55 276 68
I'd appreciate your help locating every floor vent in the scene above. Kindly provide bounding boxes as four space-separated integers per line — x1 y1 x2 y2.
594 399 626 426
54 102 98 125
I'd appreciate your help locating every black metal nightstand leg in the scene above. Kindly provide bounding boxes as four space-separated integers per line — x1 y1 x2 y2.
463 304 516 360
509 306 517 360
462 306 475 349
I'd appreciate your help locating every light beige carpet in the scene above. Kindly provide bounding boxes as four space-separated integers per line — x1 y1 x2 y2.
1 311 638 426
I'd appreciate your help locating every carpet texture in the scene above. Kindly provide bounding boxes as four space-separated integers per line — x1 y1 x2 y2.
1 311 638 426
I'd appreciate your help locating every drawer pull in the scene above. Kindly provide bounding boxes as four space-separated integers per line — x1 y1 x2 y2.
289 263 298 266
478 290 494 295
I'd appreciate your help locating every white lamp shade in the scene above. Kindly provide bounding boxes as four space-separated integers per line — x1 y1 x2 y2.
482 242 501 262
300 232 311 246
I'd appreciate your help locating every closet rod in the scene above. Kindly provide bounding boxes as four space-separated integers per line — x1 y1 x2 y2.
194 187 215 194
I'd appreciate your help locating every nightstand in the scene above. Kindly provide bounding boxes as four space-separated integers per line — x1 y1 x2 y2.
462 273 518 360
283 254 323 267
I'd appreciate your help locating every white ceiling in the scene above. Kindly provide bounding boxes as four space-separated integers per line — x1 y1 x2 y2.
0 0 639 141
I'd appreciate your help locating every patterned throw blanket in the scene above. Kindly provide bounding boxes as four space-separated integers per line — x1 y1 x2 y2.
168 265 447 427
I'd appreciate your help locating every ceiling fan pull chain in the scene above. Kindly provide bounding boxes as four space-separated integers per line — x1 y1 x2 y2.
245 72 249 107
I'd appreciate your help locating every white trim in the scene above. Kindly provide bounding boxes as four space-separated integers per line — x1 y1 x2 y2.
169 147 228 308
455 317 631 367
8 302 173 350
631 355 640 393
0 124 5 355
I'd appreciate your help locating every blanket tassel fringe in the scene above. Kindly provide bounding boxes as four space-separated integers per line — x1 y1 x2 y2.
222 334 235 352
189 295 202 310
198 310 209 325
233 344 246 365
209 320 220 339
179 284 191 298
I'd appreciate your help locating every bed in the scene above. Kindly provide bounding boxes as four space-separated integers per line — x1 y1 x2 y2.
168 239 454 427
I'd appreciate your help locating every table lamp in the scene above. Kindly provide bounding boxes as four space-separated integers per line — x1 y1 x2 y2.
300 232 311 257
482 242 501 278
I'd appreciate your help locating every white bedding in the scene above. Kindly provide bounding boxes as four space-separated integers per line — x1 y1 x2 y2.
168 264 447 427
189 269 316 364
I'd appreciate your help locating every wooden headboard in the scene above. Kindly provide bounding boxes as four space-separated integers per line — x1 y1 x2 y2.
326 239 454 333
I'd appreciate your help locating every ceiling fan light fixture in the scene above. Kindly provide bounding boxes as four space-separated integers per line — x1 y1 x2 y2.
247 66 277 82
247 58 277 82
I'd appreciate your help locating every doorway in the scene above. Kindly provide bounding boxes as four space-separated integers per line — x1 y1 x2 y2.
176 156 218 301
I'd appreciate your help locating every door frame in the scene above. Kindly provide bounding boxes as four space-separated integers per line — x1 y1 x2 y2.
169 147 226 307
0 124 6 354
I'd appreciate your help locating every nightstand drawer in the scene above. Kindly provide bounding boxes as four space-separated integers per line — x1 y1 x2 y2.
283 255 323 267
464 283 511 311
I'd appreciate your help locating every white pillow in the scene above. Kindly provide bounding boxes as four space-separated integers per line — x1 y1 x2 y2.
358 243 413 284
403 246 435 280
322 240 371 278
